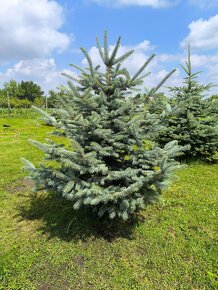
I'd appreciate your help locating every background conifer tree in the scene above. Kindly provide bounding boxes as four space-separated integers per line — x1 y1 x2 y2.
144 92 170 115
22 32 185 221
157 46 218 161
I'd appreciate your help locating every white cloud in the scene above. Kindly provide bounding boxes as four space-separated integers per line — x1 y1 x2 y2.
158 54 182 62
80 38 218 95
186 53 218 67
88 0 177 8
181 14 218 50
81 40 181 92
0 58 68 92
89 0 218 9
1 38 217 95
0 0 71 63
189 54 218 93
143 68 182 94
207 63 218 85
82 40 157 74
189 0 218 8
158 51 218 90
171 51 218 95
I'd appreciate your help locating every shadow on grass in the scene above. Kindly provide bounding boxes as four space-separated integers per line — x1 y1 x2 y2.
18 192 141 242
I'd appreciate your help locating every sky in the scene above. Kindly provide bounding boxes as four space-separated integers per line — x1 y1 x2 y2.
0 0 218 95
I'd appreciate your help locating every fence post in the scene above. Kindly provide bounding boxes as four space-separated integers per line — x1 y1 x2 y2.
45 95 48 112
7 91 11 115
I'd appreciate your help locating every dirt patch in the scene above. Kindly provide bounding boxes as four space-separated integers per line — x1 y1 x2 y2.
73 255 85 266
5 178 35 194
38 285 53 290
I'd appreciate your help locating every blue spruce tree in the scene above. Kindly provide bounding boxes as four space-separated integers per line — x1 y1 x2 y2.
157 46 218 161
22 32 185 221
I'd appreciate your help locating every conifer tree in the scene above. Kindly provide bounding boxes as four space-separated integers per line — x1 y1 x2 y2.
22 32 185 221
205 95 218 118
157 46 218 161
145 92 170 115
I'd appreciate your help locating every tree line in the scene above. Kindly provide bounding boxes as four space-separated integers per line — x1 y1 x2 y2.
0 80 60 109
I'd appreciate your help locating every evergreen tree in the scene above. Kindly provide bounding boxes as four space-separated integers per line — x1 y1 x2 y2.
47 90 60 108
145 92 171 115
205 94 218 118
22 32 185 221
157 46 218 161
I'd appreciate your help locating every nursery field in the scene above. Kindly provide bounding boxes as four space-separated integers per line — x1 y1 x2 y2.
0 116 217 289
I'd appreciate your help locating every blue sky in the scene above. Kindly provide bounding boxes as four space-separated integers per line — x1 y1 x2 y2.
0 0 218 94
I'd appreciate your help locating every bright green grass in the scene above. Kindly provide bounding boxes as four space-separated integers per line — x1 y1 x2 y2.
0 108 40 119
0 116 217 290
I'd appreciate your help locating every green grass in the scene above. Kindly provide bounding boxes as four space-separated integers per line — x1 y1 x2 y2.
0 116 217 289
0 108 38 119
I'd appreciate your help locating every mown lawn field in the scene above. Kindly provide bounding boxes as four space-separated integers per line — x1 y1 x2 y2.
0 115 217 289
